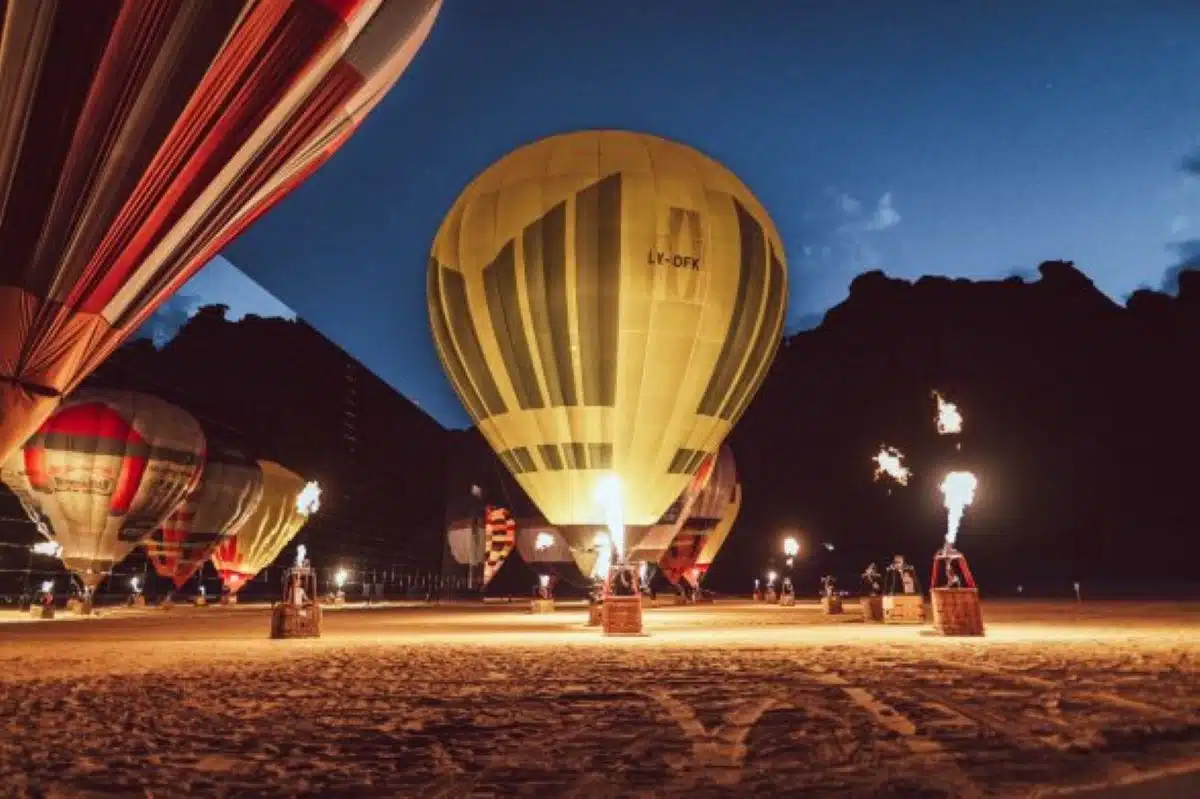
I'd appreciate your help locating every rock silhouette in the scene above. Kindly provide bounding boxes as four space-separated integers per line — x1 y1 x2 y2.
726 261 1199 595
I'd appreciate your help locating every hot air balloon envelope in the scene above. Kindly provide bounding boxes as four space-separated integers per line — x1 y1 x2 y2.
144 441 264 590
428 130 786 530
1 390 205 590
210 460 313 594
660 447 739 587
0 0 443 464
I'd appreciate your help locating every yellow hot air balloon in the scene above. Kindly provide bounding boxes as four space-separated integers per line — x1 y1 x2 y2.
210 460 318 596
427 130 786 554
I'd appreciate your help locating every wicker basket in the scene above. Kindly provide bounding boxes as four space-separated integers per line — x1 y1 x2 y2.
220 595 237 606
883 594 926 624
780 594 796 607
270 602 323 639
821 595 843 615
130 595 146 608
530 598 555 614
587 602 603 626
860 595 884 623
28 605 54 620
602 596 644 635
192 595 207 607
931 587 985 636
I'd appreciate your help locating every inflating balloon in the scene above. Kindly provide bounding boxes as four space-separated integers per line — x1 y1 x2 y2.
626 450 716 565
446 505 517 589
660 446 740 588
428 131 786 550
144 441 264 591
0 0 443 463
1 390 206 591
210 460 316 595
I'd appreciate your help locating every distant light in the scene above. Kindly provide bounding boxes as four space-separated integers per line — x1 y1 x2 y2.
295 544 307 567
767 571 778 584
31 540 61 557
335 569 348 588
296 482 321 515
129 576 140 592
40 580 53 593
534 532 555 551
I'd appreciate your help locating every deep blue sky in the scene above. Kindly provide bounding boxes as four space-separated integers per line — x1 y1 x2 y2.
208 0 1200 429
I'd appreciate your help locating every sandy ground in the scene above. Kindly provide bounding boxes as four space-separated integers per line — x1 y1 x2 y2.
0 599 1196 798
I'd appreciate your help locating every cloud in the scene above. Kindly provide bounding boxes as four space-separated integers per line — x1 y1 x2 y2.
1161 152 1200 295
785 188 903 334
865 192 901 231
831 190 900 270
836 193 861 215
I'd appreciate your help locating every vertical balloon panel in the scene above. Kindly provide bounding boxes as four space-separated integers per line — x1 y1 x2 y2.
693 481 743 586
428 131 786 531
659 445 738 584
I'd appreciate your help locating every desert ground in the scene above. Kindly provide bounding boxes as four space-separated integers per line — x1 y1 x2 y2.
0 599 1196 798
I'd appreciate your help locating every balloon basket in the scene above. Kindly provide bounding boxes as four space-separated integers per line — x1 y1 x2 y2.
530 599 555 614
602 596 644 636
860 596 884 623
28 605 54 620
67 598 94 616
586 603 603 627
780 594 796 607
220 595 237 606
130 595 146 608
192 595 207 607
931 588 985 636
883 594 926 624
765 589 778 603
270 602 322 639
821 595 843 615
673 594 690 606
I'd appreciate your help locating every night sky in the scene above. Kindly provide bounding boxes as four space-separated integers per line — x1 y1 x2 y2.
210 0 1200 429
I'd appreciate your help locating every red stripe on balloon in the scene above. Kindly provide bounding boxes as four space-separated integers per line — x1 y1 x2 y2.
110 454 147 516
311 0 367 22
39 403 134 442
